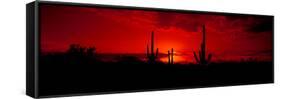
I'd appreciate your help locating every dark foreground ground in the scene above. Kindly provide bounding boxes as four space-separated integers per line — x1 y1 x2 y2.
38 54 273 97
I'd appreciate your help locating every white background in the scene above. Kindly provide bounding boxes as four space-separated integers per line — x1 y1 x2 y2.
0 0 280 99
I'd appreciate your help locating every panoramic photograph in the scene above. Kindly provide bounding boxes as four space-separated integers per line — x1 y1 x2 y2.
38 4 273 96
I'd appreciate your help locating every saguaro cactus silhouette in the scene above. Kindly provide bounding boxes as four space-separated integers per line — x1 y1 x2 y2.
146 31 159 63
193 25 212 65
168 48 174 64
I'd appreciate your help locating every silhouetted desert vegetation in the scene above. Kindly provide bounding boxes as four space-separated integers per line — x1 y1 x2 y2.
39 50 273 96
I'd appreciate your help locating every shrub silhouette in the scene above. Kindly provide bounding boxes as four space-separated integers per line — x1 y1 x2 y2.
67 44 97 63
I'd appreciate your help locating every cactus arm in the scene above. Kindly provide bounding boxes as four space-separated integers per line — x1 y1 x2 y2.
193 51 199 63
146 44 149 58
207 54 212 63
198 50 202 63
168 50 170 64
171 48 174 64
156 48 158 58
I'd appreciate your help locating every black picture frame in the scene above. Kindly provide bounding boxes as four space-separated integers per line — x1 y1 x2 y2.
26 1 274 98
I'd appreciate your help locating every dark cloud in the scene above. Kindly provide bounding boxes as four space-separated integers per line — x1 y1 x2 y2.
156 12 176 28
225 15 273 34
174 18 202 32
247 17 273 33
155 12 206 32
242 49 273 56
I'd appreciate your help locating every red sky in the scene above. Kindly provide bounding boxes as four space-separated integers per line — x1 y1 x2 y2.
40 4 273 62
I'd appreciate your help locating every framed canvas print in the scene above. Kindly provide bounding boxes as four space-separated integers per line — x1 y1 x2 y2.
26 0 274 98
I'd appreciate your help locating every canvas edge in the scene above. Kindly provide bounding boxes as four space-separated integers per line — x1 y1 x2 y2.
26 1 40 98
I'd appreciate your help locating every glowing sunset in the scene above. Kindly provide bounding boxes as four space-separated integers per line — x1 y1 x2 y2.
40 4 273 63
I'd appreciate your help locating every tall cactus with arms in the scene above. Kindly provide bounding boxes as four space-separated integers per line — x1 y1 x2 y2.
193 25 212 65
146 31 159 63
